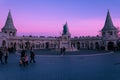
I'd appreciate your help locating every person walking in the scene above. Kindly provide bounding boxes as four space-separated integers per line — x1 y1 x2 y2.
21 49 26 59
4 47 9 64
30 50 35 63
60 48 63 55
19 49 26 66
0 48 3 64
63 47 66 55
25 54 28 65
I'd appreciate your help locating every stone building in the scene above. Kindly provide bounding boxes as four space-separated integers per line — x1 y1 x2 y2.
0 10 120 51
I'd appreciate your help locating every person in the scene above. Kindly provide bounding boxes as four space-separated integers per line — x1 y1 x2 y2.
21 56 25 67
25 54 28 65
19 58 23 66
19 49 26 66
0 48 3 64
60 48 63 55
30 50 35 63
21 49 26 59
63 47 66 55
4 47 9 64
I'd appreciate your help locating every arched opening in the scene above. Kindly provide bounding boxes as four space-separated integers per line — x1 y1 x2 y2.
9 32 13 36
77 42 80 50
90 43 93 49
2 40 6 47
117 41 120 50
25 41 30 49
46 42 49 49
9 42 14 52
14 43 16 51
107 42 114 50
95 42 99 50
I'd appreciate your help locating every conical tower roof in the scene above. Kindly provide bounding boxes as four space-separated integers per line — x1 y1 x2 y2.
62 22 70 35
2 10 17 31
101 10 116 31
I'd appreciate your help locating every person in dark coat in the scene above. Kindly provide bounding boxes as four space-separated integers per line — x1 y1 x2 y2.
4 47 9 64
25 54 28 65
19 49 26 66
0 48 3 64
21 49 26 59
63 47 66 55
60 48 63 55
30 51 35 63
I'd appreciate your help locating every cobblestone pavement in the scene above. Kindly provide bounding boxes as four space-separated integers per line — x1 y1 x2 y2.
0 50 120 80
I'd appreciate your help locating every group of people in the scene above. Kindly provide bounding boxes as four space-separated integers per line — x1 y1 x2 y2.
60 47 66 55
19 48 36 67
0 47 9 64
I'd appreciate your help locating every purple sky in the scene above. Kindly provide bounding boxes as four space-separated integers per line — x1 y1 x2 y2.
0 0 120 37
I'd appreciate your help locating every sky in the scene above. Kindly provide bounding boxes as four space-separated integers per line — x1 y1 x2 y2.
0 0 120 37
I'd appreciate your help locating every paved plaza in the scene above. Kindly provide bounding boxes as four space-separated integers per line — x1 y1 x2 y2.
0 50 120 80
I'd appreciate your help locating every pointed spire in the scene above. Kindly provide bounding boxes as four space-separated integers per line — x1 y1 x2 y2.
102 10 116 31
2 10 17 31
104 10 114 27
62 22 70 35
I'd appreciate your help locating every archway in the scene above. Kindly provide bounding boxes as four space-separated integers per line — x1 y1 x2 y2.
14 43 16 51
77 42 80 50
46 42 49 49
2 40 6 47
107 42 114 50
90 43 93 49
95 42 99 50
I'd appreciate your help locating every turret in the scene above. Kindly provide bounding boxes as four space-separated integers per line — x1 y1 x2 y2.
101 10 118 38
101 10 119 50
2 10 17 37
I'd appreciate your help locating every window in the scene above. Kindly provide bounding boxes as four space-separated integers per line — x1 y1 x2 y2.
108 31 113 35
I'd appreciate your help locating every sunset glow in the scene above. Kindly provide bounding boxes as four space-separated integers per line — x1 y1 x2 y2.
0 0 120 37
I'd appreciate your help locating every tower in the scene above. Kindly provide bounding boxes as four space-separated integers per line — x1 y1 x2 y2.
61 22 71 44
60 22 71 50
2 10 17 37
101 10 119 50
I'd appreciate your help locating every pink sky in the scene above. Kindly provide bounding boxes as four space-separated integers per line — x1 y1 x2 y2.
0 16 120 37
14 18 120 37
0 0 120 37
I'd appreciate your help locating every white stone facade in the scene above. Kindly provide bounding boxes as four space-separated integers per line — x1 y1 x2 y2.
0 10 120 51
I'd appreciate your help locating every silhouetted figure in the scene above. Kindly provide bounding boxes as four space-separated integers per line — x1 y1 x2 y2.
60 48 63 55
25 54 28 65
4 47 9 64
21 49 26 58
22 56 26 67
63 47 66 55
19 58 23 66
8 47 11 53
19 49 26 66
0 48 3 64
30 51 35 63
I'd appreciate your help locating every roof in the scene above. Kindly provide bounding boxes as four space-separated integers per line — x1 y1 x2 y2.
101 10 117 31
2 10 17 31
